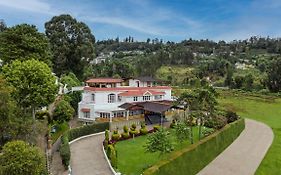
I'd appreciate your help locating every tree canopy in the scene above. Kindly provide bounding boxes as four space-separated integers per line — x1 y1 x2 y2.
0 24 52 65
2 59 57 117
0 140 46 175
45 14 95 79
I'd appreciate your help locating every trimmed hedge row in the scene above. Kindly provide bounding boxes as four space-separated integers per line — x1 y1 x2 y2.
59 122 109 168
143 118 245 175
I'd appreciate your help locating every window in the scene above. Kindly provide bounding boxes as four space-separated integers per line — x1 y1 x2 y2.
83 112 90 118
155 95 162 100
143 95 151 101
133 96 138 101
91 94 95 101
108 94 115 103
118 96 122 102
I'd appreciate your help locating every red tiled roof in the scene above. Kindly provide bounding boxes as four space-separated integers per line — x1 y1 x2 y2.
86 78 123 83
84 86 171 92
119 90 165 97
81 108 90 112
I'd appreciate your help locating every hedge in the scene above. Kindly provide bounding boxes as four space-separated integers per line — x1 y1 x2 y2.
143 118 245 175
59 122 109 168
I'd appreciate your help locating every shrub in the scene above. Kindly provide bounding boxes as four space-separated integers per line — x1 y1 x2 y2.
53 99 74 123
129 123 138 136
107 144 117 168
204 115 227 130
153 125 161 131
104 130 109 148
60 134 70 169
202 127 215 137
112 130 120 141
225 110 239 123
68 122 109 141
123 125 129 133
140 124 148 135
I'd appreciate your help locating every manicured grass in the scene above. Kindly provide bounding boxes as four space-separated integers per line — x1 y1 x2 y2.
115 127 200 175
218 90 281 175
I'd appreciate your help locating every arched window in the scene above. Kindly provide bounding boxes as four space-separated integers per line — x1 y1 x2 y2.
108 94 116 103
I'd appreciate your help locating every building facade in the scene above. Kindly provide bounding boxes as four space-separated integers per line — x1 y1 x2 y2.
78 77 172 122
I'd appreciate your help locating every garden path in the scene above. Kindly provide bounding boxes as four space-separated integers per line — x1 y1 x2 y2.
198 119 273 175
70 133 113 175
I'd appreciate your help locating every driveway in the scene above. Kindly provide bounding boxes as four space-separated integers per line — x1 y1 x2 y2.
70 133 113 175
198 119 274 175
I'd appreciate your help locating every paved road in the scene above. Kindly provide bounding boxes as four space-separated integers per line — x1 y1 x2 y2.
198 119 274 175
70 134 113 175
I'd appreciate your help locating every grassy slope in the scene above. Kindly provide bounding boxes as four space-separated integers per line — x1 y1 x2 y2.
115 128 199 175
155 65 194 83
219 91 281 175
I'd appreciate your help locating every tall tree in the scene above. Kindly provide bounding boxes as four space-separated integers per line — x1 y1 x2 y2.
2 59 57 119
0 140 46 175
45 14 95 79
0 24 52 65
266 57 281 92
0 19 7 32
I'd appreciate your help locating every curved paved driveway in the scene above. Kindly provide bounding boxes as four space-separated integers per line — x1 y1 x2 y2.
70 134 113 175
198 119 273 175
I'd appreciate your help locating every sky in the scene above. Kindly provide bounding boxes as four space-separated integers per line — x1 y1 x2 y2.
0 0 281 42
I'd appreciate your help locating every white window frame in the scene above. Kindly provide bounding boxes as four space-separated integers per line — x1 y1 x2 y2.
143 95 151 101
84 112 90 118
133 96 138 101
108 94 116 103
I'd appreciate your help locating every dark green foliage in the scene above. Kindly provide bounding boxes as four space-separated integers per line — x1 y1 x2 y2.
53 99 74 123
204 115 227 130
67 122 109 141
0 24 52 65
104 130 109 148
60 134 70 168
143 119 245 175
145 128 173 155
35 110 50 120
266 57 281 92
225 111 239 123
45 14 95 79
234 75 244 88
0 140 47 175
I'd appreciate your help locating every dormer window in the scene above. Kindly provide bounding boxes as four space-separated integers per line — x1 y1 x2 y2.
108 94 116 103
143 96 151 101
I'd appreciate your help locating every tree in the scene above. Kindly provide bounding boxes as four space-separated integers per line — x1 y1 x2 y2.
0 24 52 65
0 140 46 175
266 57 281 92
145 128 173 155
2 59 57 119
60 72 81 90
234 75 244 89
244 73 254 90
0 19 7 32
53 99 74 123
45 14 95 78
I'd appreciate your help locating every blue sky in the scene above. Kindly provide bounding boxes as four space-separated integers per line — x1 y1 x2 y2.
0 0 281 42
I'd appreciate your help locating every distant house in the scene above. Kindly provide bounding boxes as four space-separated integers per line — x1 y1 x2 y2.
78 77 172 123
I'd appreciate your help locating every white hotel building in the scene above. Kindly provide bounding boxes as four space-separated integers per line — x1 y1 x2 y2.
78 77 172 122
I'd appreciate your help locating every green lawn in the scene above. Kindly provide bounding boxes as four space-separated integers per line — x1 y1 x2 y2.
218 90 281 175
115 127 200 175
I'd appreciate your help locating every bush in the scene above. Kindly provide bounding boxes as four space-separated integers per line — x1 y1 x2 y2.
129 123 138 136
153 125 161 131
204 115 227 130
53 99 74 123
143 119 245 175
139 123 148 135
104 130 109 148
107 144 117 168
225 110 239 123
68 122 109 141
60 134 70 169
202 127 215 137
112 130 120 141
123 125 129 133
